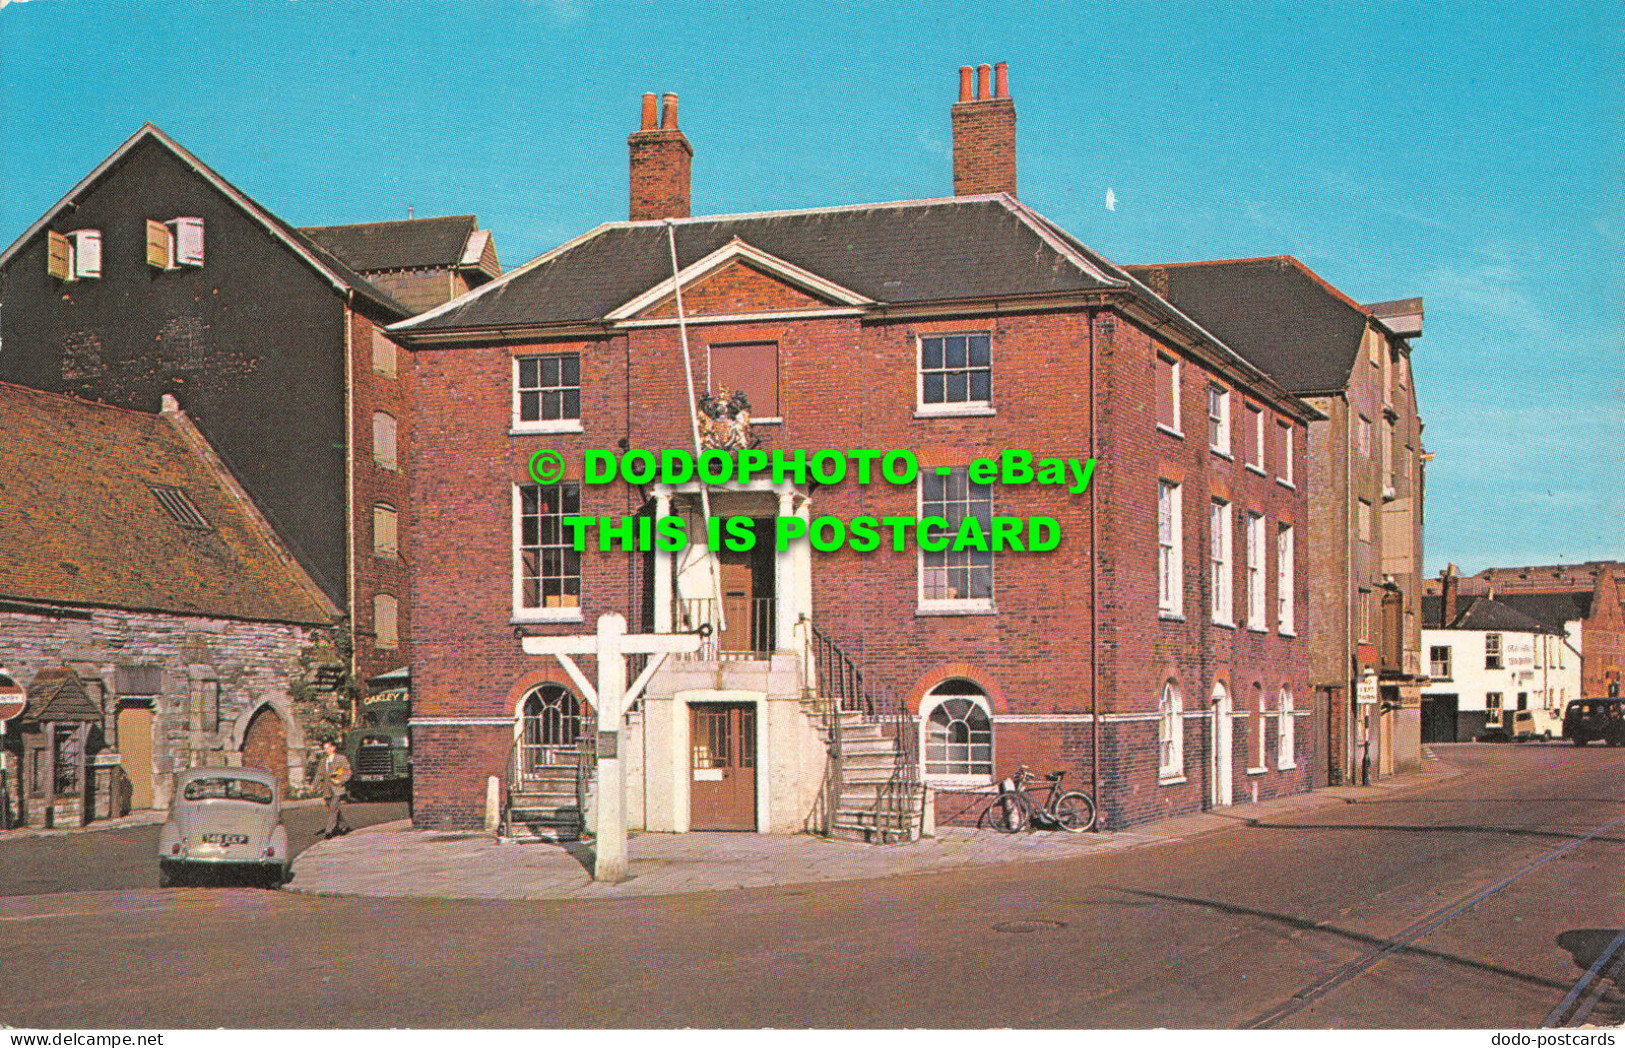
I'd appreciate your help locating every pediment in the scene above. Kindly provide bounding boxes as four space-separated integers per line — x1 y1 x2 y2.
606 237 871 322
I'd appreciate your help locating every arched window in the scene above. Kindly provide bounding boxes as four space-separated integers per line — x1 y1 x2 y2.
1278 687 1296 770
518 683 586 778
922 679 993 780
1158 681 1184 780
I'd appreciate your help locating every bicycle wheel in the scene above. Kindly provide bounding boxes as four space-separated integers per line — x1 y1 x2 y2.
1052 791 1096 834
985 792 1030 834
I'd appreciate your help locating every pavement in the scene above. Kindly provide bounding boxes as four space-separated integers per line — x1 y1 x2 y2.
285 752 1461 901
0 796 328 843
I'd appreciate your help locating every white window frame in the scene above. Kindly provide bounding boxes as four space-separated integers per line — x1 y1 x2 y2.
916 332 994 418
512 482 584 623
1210 499 1233 626
1158 681 1185 782
1158 480 1183 618
1277 687 1296 770
1157 353 1182 436
512 353 584 434
1277 421 1295 488
917 468 995 615
1251 684 1268 772
1430 645 1452 679
1246 512 1266 631
1244 403 1265 473
1485 632 1503 670
1208 385 1231 457
918 683 995 786
49 229 102 281
1358 415 1372 458
1277 523 1295 635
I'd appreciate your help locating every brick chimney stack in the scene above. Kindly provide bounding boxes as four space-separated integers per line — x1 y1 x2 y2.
629 91 692 221
952 61 1017 198
1442 564 1459 625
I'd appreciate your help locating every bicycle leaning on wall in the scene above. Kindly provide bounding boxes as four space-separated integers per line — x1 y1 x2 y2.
984 765 1097 834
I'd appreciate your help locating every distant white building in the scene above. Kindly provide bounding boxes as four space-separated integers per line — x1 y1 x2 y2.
1422 595 1581 741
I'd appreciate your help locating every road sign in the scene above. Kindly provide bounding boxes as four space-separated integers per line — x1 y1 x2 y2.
0 671 25 726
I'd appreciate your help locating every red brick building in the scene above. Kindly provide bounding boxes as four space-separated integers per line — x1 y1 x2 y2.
392 67 1319 836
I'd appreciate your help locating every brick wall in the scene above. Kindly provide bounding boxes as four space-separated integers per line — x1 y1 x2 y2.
349 310 413 684
407 277 1313 829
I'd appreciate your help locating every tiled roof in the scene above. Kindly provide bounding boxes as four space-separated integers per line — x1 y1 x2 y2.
1124 256 1389 396
22 669 101 723
396 196 1128 333
302 216 479 273
0 383 335 625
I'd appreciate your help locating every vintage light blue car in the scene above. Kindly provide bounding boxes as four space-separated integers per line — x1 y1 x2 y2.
159 766 290 887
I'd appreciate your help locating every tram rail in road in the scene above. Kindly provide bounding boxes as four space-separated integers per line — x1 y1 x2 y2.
1242 811 1625 1030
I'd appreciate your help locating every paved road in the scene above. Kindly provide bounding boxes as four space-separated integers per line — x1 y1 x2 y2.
1 744 1621 1028
0 800 409 895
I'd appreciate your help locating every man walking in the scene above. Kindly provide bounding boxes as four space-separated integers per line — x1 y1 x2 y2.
316 739 352 839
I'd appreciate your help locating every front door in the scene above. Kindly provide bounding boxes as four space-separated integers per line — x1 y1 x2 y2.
717 558 754 656
1211 688 1233 808
116 705 154 809
690 703 756 831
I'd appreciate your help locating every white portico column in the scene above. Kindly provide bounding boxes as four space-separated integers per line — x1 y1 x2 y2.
793 493 813 633
654 491 673 634
775 487 798 651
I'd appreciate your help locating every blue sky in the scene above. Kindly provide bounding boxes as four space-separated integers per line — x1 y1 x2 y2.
2 0 1620 575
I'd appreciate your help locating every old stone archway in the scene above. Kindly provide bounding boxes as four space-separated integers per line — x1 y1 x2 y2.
241 705 289 793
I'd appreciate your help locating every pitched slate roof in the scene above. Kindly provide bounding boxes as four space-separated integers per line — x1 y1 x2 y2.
396 195 1129 333
302 215 483 273
1424 594 1562 634
1124 256 1395 396
0 382 336 625
22 669 102 723
0 124 411 321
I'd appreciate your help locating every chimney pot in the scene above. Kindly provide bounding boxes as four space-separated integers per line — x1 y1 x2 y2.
629 90 694 221
958 66 974 102
994 61 1009 99
952 63 1017 197
161 393 180 414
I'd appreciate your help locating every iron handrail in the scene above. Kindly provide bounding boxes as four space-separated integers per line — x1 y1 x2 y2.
805 620 926 842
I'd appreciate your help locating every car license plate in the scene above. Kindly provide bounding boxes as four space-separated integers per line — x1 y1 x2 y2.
202 832 249 845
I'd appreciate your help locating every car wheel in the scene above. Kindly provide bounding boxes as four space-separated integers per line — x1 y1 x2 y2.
159 861 181 888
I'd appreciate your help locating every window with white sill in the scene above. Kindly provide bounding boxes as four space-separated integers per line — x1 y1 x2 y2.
918 333 990 414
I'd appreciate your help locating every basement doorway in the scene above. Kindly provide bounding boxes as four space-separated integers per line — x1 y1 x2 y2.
690 703 756 831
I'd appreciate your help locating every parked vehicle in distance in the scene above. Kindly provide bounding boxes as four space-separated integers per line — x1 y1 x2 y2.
1477 708 1545 743
343 668 411 801
1562 697 1625 746
159 766 290 887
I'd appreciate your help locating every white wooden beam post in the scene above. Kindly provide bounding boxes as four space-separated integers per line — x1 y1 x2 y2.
522 613 700 883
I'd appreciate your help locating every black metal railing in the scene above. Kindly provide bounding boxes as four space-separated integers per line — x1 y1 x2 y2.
673 597 775 660
805 620 925 842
